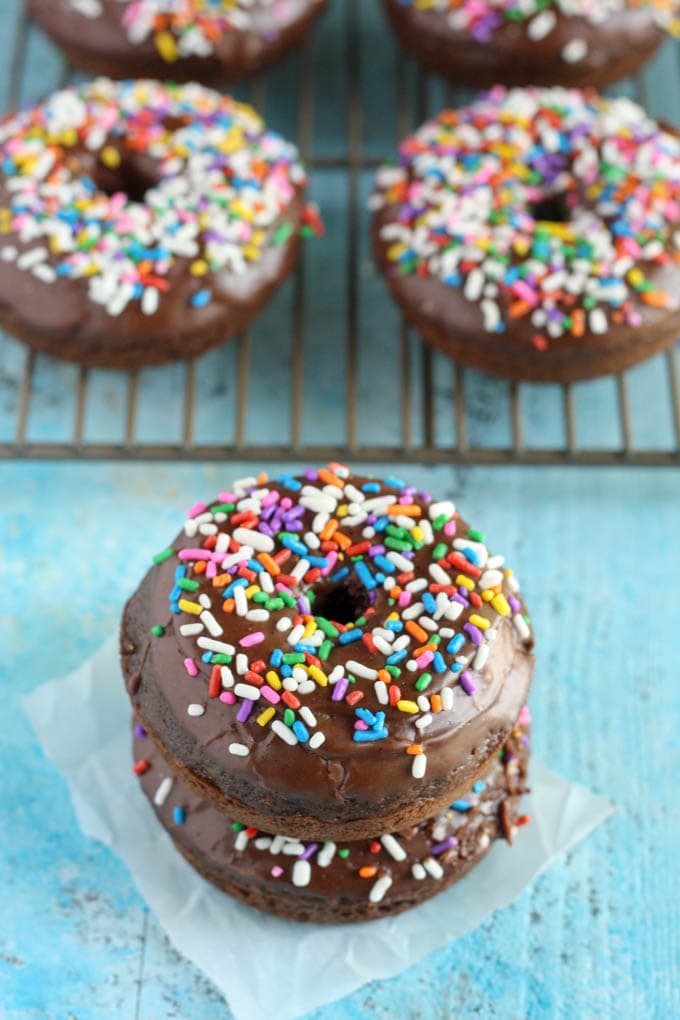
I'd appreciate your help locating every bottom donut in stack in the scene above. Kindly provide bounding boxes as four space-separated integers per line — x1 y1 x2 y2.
132 707 531 923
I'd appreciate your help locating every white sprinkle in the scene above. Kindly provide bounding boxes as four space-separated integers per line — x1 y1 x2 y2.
299 706 317 727
0 246 17 262
17 246 47 270
589 308 607 335
317 842 336 867
309 731 326 749
402 603 424 621
142 287 159 316
187 703 204 717
220 547 253 568
234 586 248 616
562 37 588 63
417 695 430 712
234 683 260 701
304 531 320 549
474 644 489 671
228 742 250 757
220 666 234 688
429 563 451 585
276 617 292 632
269 835 287 854
291 558 310 581
387 551 413 573
233 527 274 552
255 837 272 850
287 623 305 646
423 856 444 880
412 753 427 779
272 720 298 745
411 862 427 881
513 613 531 642
415 713 433 731
281 841 306 856
180 623 204 636
236 653 248 675
153 777 173 806
369 874 393 904
374 680 389 705
200 610 223 637
444 601 464 622
198 593 211 609
381 834 407 862
345 660 378 680
197 637 235 655
292 860 311 887
527 9 556 40
441 687 454 711
234 830 249 852
428 500 455 521
246 609 269 623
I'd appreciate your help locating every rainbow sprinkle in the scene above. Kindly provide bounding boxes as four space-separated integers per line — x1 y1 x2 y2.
151 464 533 781
0 79 313 318
372 87 680 351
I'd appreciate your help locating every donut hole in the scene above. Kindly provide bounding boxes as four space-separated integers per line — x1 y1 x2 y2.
93 159 159 203
313 578 370 625
529 191 571 224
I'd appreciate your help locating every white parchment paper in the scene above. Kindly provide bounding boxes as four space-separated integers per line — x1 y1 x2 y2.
23 638 613 1020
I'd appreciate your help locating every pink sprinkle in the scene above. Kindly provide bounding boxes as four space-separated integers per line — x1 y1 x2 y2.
354 720 369 731
179 548 211 560
262 490 280 506
398 591 412 608
275 581 293 594
184 658 198 677
219 492 237 502
261 686 281 704
280 497 292 509
321 551 338 576
519 705 532 726
240 632 264 647
444 520 457 537
220 691 236 705
416 650 434 669
206 561 217 579
271 865 283 878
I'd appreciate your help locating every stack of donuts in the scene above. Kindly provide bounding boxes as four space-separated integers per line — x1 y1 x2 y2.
122 464 535 921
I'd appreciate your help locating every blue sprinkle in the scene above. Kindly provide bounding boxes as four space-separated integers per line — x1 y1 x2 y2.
170 601 180 614
307 555 329 568
190 288 212 309
385 619 403 632
422 592 437 614
169 584 182 602
328 567 350 583
274 474 302 491
462 546 481 566
355 708 377 726
292 721 309 743
281 535 308 556
374 555 396 574
175 565 187 579
339 629 362 645
355 560 376 591
387 649 407 665
201 652 212 663
362 482 380 493
447 634 465 654
225 577 249 597
270 648 283 668
385 477 405 489
452 799 472 812
432 652 446 674
373 515 388 532
281 663 292 678
472 781 486 793
353 728 389 742
173 806 186 825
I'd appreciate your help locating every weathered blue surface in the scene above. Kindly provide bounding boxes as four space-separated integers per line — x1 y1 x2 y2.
1 0 679 1017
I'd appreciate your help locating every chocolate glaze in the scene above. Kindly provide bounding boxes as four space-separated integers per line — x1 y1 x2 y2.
372 208 680 384
28 0 328 85
133 715 530 923
120 471 534 841
382 0 664 89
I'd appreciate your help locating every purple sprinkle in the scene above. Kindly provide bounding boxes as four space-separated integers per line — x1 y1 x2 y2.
298 596 311 614
237 699 254 723
464 623 483 646
460 670 477 695
453 594 468 606
134 724 147 739
304 468 318 480
299 842 319 861
369 544 386 555
509 596 521 613
332 677 349 701
431 836 458 855
259 523 275 537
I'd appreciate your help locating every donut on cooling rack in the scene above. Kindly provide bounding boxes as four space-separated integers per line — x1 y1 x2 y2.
28 0 327 84
372 87 680 384
132 708 531 922
0 78 322 369
121 464 534 843
381 0 676 89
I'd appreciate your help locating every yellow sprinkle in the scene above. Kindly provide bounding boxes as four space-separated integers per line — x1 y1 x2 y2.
302 621 317 639
155 29 179 62
469 614 490 631
308 665 328 687
178 599 202 616
628 267 644 287
245 584 260 598
492 594 511 617
60 128 78 147
456 575 475 591
397 699 419 714
100 145 121 169
265 670 281 691
411 526 425 542
386 611 400 622
190 260 209 276
336 505 348 518
481 589 494 602
257 707 275 727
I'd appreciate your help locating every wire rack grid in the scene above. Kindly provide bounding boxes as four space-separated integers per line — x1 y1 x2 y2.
1 0 680 464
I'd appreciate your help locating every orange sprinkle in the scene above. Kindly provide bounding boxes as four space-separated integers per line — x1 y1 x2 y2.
194 560 206 575
318 468 344 488
509 300 532 319
430 694 442 713
359 866 377 879
377 669 391 684
320 519 339 541
571 308 585 338
257 552 280 576
222 598 235 613
386 504 421 517
212 572 230 587
406 744 423 755
405 620 429 644
334 531 351 550
414 642 436 657
641 290 671 308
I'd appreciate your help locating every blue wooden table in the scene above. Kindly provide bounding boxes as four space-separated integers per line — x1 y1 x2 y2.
1 2 679 1017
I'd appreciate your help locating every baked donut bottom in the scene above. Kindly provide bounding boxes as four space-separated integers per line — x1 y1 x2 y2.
122 555 532 843
28 0 327 84
133 714 530 923
372 215 680 384
381 0 664 89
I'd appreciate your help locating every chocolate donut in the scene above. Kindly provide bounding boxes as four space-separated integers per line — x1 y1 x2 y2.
0 79 318 369
29 0 327 84
372 87 680 384
133 709 531 923
121 465 534 842
382 0 673 89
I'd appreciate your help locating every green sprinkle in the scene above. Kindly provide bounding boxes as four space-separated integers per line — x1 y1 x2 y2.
282 653 305 665
415 672 432 692
210 653 232 664
153 548 173 564
467 529 485 542
385 664 401 678
319 639 333 661
265 597 284 611
274 221 294 245
283 708 296 727
252 592 269 604
338 848 350 859
316 617 339 638
432 513 449 530
432 543 448 561
177 578 199 591
211 503 235 513
385 537 411 552
151 625 165 637
232 822 245 831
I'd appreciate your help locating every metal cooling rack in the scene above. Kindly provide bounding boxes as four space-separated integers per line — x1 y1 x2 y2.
1 0 680 464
